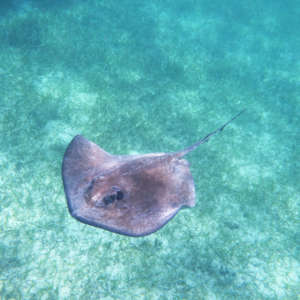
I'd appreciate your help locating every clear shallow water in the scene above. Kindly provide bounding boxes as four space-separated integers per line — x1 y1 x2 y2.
0 0 299 299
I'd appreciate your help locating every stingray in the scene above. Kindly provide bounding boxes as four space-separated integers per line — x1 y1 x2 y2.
62 109 246 237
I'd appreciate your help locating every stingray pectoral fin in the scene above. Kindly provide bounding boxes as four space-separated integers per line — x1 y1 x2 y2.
62 135 120 214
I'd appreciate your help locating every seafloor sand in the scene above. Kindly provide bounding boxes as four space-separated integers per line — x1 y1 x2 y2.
0 0 299 299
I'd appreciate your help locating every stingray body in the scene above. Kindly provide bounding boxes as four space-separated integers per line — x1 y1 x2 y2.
62 109 245 237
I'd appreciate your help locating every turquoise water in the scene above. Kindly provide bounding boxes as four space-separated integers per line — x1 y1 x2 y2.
1 0 299 298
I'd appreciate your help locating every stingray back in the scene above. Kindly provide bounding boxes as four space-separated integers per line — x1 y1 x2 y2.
62 135 196 237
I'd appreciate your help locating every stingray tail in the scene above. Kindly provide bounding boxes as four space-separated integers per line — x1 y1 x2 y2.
174 108 247 158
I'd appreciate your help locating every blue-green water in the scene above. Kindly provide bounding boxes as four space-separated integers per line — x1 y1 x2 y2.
0 0 299 299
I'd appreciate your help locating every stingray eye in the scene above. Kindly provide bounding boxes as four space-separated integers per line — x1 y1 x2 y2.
116 190 123 200
103 193 117 205
103 189 123 205
102 186 124 205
